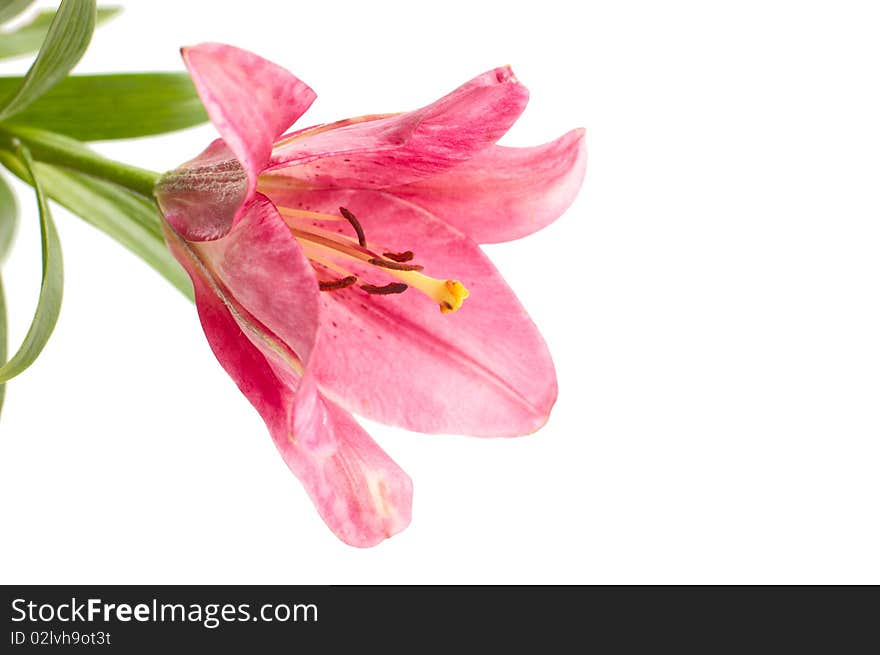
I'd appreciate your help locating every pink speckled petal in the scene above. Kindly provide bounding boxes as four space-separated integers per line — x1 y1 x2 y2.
183 42 316 193
163 43 316 240
388 128 587 244
162 196 411 546
262 66 529 189
262 188 557 437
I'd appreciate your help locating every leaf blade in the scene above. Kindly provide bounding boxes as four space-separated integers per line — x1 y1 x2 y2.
0 0 97 120
0 150 192 300
0 144 63 384
0 273 8 415
0 7 118 61
0 169 15 414
38 165 192 299
0 171 16 261
0 73 208 140
0 0 35 25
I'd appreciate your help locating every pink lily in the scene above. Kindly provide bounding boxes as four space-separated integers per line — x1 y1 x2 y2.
155 43 586 547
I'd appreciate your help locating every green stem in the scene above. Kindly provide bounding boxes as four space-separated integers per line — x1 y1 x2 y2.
0 123 159 198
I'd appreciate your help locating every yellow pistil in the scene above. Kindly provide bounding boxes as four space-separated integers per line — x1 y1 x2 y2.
441 280 470 314
389 271 470 314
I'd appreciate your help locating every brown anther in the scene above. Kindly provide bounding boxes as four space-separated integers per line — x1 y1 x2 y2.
319 275 358 291
360 282 409 295
382 250 415 262
338 206 367 247
368 257 424 272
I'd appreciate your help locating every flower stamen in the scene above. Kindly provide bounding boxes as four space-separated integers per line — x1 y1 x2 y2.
367 257 424 272
275 204 469 312
319 276 358 291
339 206 367 247
382 251 414 262
361 282 409 295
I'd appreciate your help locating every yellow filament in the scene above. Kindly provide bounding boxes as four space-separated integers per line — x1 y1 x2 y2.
276 206 343 222
289 227 371 262
299 246 355 278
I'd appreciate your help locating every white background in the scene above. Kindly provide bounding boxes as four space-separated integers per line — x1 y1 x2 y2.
1 0 878 583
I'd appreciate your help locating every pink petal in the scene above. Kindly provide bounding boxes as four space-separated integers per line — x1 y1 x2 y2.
168 43 316 240
262 66 529 189
155 139 249 242
263 188 557 437
162 197 411 546
192 193 320 366
387 128 587 244
286 372 413 547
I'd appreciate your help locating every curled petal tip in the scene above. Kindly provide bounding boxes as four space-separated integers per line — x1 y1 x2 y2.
527 382 558 436
494 366 557 437
384 126 586 244
495 65 517 84
315 454 414 548
572 127 588 179
340 472 414 548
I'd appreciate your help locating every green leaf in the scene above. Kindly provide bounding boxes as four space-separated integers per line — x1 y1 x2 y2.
0 0 97 120
0 274 8 415
0 151 192 300
37 165 191 299
0 0 35 25
0 171 16 261
0 73 208 141
0 170 16 415
0 6 118 61
0 144 63 383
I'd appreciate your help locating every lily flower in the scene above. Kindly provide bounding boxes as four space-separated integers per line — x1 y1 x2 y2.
155 43 586 546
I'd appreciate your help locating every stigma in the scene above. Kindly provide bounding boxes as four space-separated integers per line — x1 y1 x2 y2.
274 204 469 314
389 273 469 314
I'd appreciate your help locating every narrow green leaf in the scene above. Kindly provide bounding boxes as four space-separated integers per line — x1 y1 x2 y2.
0 151 192 300
0 7 117 61
0 274 8 415
0 73 208 141
0 145 63 383
0 171 16 261
0 170 15 415
0 0 97 120
38 166 191 299
0 0 35 24
0 9 55 60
